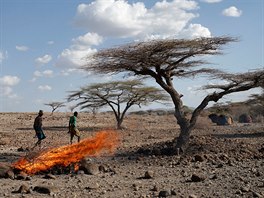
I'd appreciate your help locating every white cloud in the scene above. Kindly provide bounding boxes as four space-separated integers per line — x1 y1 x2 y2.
35 54 52 65
0 87 18 99
0 50 8 63
1 86 12 96
72 32 103 48
31 70 54 82
222 6 242 17
56 33 101 69
33 70 42 77
200 0 222 3
42 70 53 77
38 85 52 91
74 0 210 39
16 45 29 51
60 68 87 76
0 75 20 86
47 41 54 45
58 0 212 72
178 23 211 38
57 47 97 68
74 0 148 37
0 75 20 98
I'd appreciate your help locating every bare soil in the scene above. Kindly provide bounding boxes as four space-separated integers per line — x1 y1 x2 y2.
0 112 263 198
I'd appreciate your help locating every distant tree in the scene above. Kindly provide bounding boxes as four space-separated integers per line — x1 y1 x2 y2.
44 102 66 114
82 36 264 152
67 80 170 129
246 87 264 117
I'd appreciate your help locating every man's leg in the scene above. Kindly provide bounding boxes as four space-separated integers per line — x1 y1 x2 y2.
70 133 74 144
75 128 80 143
32 139 41 150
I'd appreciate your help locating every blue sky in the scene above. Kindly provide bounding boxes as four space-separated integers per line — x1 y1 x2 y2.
0 0 263 112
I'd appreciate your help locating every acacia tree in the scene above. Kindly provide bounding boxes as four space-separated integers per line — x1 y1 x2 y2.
82 36 264 152
44 102 66 114
67 80 169 129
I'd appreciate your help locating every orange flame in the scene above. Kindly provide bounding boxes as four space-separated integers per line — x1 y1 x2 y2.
12 130 119 174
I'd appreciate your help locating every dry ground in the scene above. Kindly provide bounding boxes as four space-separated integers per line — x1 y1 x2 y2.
0 112 263 198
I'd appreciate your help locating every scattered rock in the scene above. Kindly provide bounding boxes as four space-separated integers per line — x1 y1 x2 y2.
99 164 108 172
6 169 15 179
33 185 59 195
0 162 12 178
193 154 204 162
171 189 177 195
79 161 99 175
240 186 250 192
190 173 206 182
133 183 140 191
17 184 31 194
43 173 56 179
85 182 100 190
151 185 158 192
158 190 170 197
144 170 154 179
17 147 24 152
0 138 11 145
16 171 28 180
252 191 263 198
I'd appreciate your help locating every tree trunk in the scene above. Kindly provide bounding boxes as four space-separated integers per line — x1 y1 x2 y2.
175 127 192 153
116 118 123 130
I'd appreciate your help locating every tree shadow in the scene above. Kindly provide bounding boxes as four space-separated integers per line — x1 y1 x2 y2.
16 127 32 131
17 126 68 131
212 132 264 139
79 127 103 132
117 139 177 158
17 126 104 132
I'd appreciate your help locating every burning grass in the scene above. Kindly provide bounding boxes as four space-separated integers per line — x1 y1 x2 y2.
12 130 119 175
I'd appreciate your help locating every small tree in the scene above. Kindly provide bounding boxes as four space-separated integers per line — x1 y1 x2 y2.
44 102 66 114
67 80 169 129
82 36 264 152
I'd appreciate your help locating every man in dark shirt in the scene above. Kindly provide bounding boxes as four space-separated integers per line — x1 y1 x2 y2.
33 110 46 148
69 111 80 144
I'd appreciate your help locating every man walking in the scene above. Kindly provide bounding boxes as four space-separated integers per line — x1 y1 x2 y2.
33 110 46 148
69 111 80 144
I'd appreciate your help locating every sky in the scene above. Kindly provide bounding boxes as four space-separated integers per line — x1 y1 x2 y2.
0 0 263 112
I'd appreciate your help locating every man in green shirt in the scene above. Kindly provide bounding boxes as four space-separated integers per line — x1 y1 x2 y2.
69 111 80 144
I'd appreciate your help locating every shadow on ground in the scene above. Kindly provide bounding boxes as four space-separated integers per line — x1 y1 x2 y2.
212 132 264 139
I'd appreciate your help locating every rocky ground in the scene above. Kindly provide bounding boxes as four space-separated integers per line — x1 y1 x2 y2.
0 112 263 198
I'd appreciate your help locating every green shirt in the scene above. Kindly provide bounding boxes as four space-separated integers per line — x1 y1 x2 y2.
69 116 77 127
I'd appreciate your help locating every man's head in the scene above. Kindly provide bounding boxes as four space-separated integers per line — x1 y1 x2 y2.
74 111 78 117
38 110 43 116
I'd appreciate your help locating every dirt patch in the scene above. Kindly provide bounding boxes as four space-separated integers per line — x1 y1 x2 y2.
0 112 263 197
